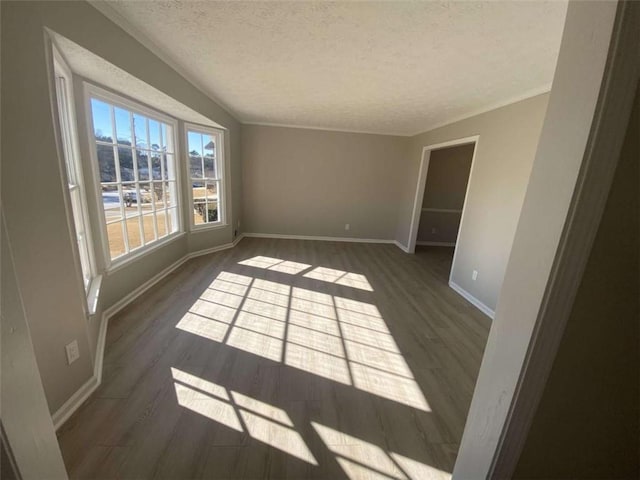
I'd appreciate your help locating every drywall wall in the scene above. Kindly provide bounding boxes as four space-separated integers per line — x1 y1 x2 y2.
513 81 639 480
1 214 68 479
398 94 549 311
453 1 621 477
417 144 473 244
242 125 408 239
1 0 242 413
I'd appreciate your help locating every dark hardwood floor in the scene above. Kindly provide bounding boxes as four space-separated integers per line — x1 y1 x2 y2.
57 238 491 479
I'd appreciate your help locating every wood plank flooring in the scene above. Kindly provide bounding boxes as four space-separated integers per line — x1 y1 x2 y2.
57 238 491 479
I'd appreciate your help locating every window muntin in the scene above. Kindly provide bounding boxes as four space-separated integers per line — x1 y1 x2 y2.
88 91 180 264
54 56 95 293
187 126 225 228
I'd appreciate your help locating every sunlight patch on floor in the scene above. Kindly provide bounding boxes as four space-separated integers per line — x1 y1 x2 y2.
175 270 430 411
312 422 450 480
172 368 318 465
304 267 373 291
238 256 312 275
239 256 374 291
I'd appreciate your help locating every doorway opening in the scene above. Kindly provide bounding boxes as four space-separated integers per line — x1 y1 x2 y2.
407 136 478 281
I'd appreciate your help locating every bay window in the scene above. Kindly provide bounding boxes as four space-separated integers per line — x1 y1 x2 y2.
86 85 181 267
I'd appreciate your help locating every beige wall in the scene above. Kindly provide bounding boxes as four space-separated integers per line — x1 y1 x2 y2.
1 1 242 413
513 81 639 480
241 125 408 240
399 94 549 311
418 144 473 244
422 144 474 209
1 214 68 478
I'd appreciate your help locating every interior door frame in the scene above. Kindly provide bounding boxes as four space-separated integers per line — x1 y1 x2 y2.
406 135 479 285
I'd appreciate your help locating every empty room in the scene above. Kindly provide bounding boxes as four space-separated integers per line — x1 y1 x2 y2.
2 1 638 479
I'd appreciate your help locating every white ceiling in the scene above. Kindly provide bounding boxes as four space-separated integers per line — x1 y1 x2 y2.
98 1 567 136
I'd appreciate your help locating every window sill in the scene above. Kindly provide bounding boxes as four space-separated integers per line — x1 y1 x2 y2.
190 222 229 233
106 231 186 275
86 275 103 317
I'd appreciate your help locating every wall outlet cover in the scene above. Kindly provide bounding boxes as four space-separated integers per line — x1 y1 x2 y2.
345 223 350 231
65 340 80 365
472 270 478 281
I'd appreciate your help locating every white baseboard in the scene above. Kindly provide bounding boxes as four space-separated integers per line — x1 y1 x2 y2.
394 240 411 253
416 241 456 247
187 234 245 260
51 375 99 430
52 235 245 430
449 281 495 319
242 232 394 244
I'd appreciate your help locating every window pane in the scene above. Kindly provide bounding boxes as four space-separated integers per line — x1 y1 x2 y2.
205 181 218 202
118 147 135 181
91 99 113 142
126 217 142 250
146 182 159 209
192 181 204 203
133 114 148 149
114 107 132 145
106 222 126 259
142 213 157 244
133 183 152 208
206 203 219 223
187 131 202 155
193 203 206 225
151 153 162 180
137 150 149 180
135 185 149 216
149 119 161 150
204 154 215 178
162 154 175 180
122 184 139 218
101 186 122 222
205 181 219 223
158 210 169 237
97 144 116 182
203 134 215 153
190 154 202 178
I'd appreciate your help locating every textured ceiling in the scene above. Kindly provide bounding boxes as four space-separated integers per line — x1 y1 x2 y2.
53 34 221 128
101 1 567 135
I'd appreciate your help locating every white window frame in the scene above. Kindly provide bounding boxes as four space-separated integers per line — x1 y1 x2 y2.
83 82 184 272
185 123 227 231
52 47 101 313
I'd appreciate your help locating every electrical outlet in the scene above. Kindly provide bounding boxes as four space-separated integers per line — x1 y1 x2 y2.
472 270 478 281
345 223 350 231
431 227 437 234
65 340 80 365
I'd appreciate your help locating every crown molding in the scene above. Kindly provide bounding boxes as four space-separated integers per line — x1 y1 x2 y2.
409 85 552 137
